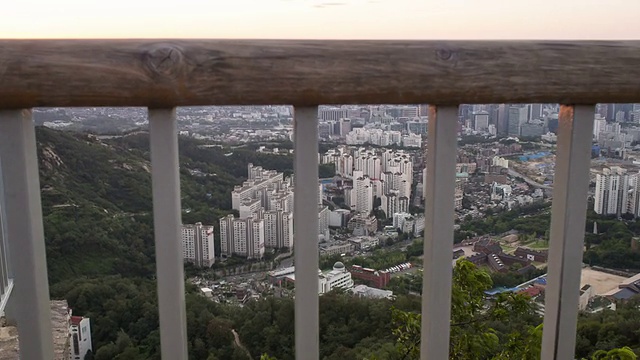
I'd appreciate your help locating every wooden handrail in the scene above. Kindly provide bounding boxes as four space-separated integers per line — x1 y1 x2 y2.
1 40 640 108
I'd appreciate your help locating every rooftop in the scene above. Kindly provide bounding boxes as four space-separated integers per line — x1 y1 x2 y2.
352 285 394 299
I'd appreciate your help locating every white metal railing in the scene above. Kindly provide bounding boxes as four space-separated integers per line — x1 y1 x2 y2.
0 110 54 359
0 40 639 360
0 156 15 316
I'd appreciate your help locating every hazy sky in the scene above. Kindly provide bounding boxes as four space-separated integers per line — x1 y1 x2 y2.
2 0 639 39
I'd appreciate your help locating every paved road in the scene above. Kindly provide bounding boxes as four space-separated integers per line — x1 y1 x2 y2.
508 168 553 190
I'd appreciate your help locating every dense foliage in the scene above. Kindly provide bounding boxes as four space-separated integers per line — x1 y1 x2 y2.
583 210 640 272
458 202 551 239
576 298 640 358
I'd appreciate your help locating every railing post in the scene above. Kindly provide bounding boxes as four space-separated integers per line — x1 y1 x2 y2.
421 105 458 360
148 108 188 360
541 105 594 360
0 156 14 314
293 106 320 359
0 109 54 359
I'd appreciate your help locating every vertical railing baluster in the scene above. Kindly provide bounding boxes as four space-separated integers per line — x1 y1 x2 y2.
541 105 594 360
421 105 458 360
149 108 188 360
0 156 13 305
293 106 320 359
0 109 54 359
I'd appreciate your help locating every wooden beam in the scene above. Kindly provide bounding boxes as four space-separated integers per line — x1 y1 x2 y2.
1 40 640 108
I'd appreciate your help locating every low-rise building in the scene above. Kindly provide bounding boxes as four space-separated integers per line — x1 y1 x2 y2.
319 262 354 294
69 314 92 360
514 247 549 262
603 272 640 303
348 236 379 251
473 238 503 255
349 265 391 288
319 241 353 256
351 285 394 299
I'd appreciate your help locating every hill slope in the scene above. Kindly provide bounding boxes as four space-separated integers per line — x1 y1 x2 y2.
36 127 295 284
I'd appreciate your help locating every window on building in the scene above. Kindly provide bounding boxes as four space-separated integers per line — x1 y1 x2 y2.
73 334 80 355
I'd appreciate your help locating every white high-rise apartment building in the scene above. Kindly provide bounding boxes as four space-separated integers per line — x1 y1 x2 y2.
593 115 607 140
381 192 398 217
232 164 284 210
318 206 330 239
239 198 262 218
264 210 294 249
594 167 636 216
219 214 235 256
181 222 215 268
227 217 265 259
354 175 373 214
321 150 354 178
392 172 411 198
354 153 380 178
220 216 266 259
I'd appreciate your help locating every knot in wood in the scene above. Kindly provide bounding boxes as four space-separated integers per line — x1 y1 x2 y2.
144 44 186 78
436 49 453 61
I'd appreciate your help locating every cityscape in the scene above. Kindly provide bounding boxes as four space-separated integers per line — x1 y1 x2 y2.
3 102 640 359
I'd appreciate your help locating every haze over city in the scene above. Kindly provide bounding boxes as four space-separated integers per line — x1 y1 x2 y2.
2 0 640 39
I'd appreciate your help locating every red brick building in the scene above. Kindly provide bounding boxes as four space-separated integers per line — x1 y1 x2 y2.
349 265 391 288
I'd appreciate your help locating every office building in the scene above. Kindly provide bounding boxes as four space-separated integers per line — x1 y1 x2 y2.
497 104 509 135
473 111 490 131
520 122 545 138
319 107 348 121
508 106 527 136
528 104 543 121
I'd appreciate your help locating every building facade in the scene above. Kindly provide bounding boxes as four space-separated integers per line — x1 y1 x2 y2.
263 210 294 249
594 167 636 216
181 222 215 268
69 315 92 360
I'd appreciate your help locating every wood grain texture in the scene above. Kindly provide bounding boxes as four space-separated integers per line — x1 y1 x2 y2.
1 40 640 108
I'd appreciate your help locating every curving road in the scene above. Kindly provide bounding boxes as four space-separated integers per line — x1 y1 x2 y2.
508 168 553 190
